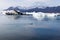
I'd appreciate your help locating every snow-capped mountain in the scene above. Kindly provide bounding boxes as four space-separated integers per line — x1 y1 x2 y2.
4 6 60 13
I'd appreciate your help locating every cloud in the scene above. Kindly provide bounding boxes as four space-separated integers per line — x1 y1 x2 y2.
16 0 51 8
0 0 60 10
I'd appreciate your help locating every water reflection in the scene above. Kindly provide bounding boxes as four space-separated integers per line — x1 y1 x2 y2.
5 15 21 20
0 14 60 40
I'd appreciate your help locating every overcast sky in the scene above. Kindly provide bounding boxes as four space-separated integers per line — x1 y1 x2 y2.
0 0 60 10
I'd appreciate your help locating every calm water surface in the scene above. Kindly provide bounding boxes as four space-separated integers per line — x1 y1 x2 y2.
0 15 60 40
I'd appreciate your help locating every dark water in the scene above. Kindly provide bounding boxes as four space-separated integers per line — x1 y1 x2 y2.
0 15 60 40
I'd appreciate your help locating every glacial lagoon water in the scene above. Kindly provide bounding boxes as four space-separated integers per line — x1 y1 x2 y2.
0 14 60 40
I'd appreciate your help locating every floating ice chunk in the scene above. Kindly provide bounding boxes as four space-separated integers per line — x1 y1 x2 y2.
32 12 45 20
45 13 56 20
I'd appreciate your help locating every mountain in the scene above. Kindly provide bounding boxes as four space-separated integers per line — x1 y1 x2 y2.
26 6 60 13
4 6 60 13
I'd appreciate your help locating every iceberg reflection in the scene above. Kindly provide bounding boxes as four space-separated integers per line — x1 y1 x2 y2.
5 15 21 20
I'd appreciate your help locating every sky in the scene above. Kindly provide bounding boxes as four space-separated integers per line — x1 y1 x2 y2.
0 0 60 10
